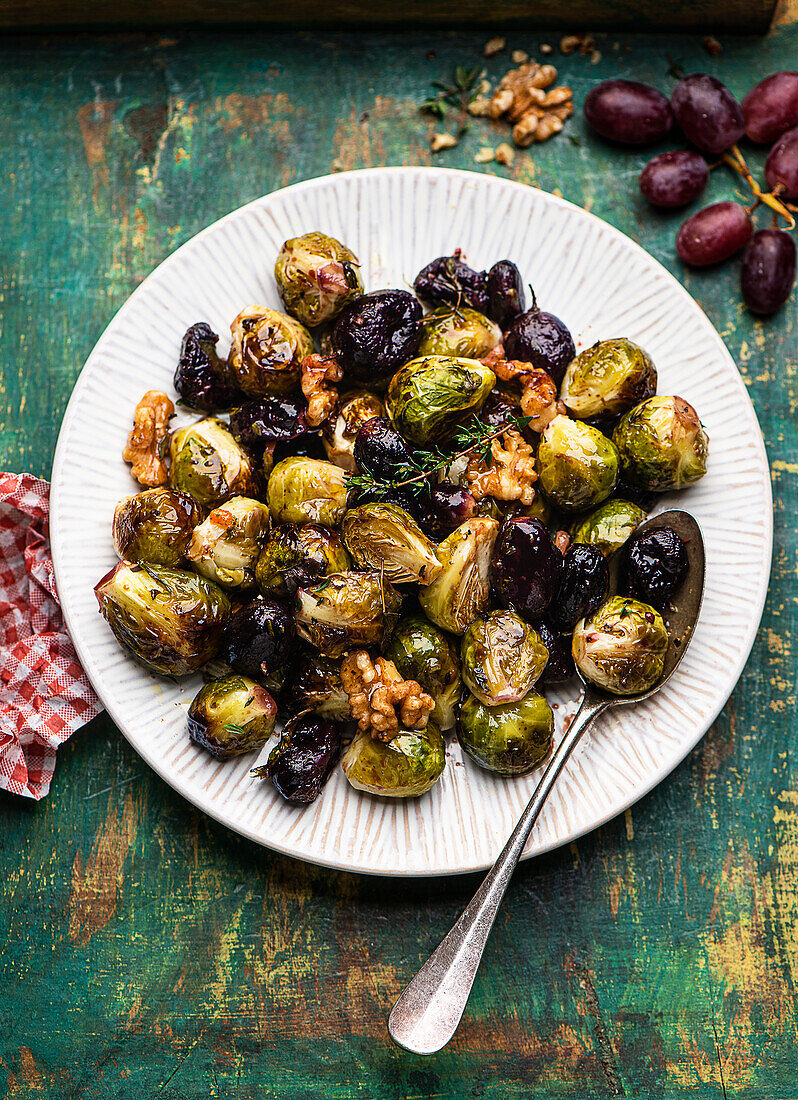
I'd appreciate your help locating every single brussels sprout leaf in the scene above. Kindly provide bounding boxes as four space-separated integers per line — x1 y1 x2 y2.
169 418 259 510
560 338 657 420
417 307 502 359
572 595 668 695
295 571 402 656
419 518 499 635
260 713 343 803
256 522 351 598
461 610 548 706
572 498 647 558
222 595 295 679
187 496 270 589
187 674 277 759
112 487 202 567
613 395 709 492
342 723 446 798
286 649 352 720
228 306 314 396
274 232 363 328
322 390 385 471
386 614 461 730
459 692 553 776
386 356 496 446
342 503 441 585
537 414 619 512
267 457 348 526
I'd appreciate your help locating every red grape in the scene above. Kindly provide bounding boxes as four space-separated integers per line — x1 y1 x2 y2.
670 73 744 154
584 79 673 145
676 202 753 266
740 230 796 315
765 126 798 200
742 71 798 144
639 150 709 208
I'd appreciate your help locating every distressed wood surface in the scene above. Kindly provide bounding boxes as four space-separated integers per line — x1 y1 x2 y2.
1 22 797 1099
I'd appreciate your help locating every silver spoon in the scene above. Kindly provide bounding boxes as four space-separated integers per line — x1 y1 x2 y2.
388 509 705 1055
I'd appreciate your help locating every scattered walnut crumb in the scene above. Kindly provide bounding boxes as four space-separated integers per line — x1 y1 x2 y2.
341 651 434 741
467 95 492 118
561 32 595 56
467 430 538 506
430 131 458 152
301 353 343 428
495 142 515 166
483 36 506 57
590 49 602 64
122 390 174 487
479 78 492 95
475 146 495 163
512 49 529 64
540 43 553 55
560 34 580 54
554 530 571 555
702 35 722 56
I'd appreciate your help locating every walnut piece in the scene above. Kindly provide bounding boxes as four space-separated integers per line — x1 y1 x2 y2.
487 59 573 146
466 429 538 506
341 651 434 742
554 530 571 555
122 390 175 487
301 354 343 428
490 360 563 431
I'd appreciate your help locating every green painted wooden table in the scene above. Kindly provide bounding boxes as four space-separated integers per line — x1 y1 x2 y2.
1 20 797 1098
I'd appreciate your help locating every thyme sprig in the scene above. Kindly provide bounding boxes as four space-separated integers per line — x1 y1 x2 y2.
420 65 483 144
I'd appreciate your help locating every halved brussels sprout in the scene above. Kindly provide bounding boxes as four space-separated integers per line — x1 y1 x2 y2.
342 503 441 585
419 518 499 634
261 713 343 803
267 457 348 525
287 649 352 720
169 418 258 510
386 356 496 445
572 499 647 558
572 595 668 695
256 522 351 597
559 338 657 419
342 723 445 798
187 496 270 589
612 395 709 492
461 611 548 706
274 232 363 328
322 390 384 471
536 414 619 512
459 692 553 776
228 306 314 396
94 561 230 675
386 615 461 730
112 487 202 566
417 307 502 359
187 674 276 759
295 571 402 656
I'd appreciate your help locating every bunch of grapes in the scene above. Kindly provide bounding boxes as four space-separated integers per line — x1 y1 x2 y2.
583 71 798 316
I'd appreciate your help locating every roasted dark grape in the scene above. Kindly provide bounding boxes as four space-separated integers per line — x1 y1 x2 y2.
676 202 752 267
174 322 241 412
222 596 295 679
534 619 576 685
504 302 575 386
413 252 489 313
491 516 563 620
548 545 609 634
331 290 423 385
353 416 413 480
742 71 798 144
487 260 526 330
479 390 521 432
415 482 476 541
639 150 709 209
271 432 327 464
229 396 308 451
765 126 798 200
583 79 673 145
262 714 342 804
670 73 744 154
741 230 796 316
621 526 688 609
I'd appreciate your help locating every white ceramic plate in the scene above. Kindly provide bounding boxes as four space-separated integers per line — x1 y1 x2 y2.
51 167 772 877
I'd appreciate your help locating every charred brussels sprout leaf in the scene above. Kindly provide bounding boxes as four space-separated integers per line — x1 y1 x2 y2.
187 496 270 589
572 498 647 558
560 338 657 420
419 518 499 635
260 713 343 804
187 674 276 759
169 418 258 510
222 595 295 679
342 723 446 798
461 610 548 706
95 561 230 676
267 457 348 526
286 649 352 720
342 503 441 585
274 232 363 328
572 595 668 695
386 356 496 446
613 396 709 492
228 306 314 396
386 615 461 730
537 415 619 512
112 487 202 567
322 390 385 471
256 522 351 598
295 571 402 656
459 692 553 775
417 307 502 359
174 322 241 412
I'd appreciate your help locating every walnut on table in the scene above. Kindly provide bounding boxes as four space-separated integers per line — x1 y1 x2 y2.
301 353 343 428
341 651 434 742
487 60 573 146
122 390 175 487
466 429 538 507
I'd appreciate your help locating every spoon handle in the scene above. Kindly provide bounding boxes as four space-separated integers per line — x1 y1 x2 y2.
388 688 610 1056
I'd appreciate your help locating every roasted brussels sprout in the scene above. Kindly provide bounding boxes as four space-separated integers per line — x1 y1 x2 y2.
169 418 259 510
228 306 314 396
537 415 619 512
572 595 669 695
352 416 414 481
267 457 348 525
256 522 350 597
342 503 441 585
228 395 308 452
620 525 688 609
386 615 461 730
187 496 270 589
112 487 202 566
222 595 295 679
322 390 384 471
534 618 576 685
548 544 609 633
94 561 230 675
559 338 657 420
572 499 647 558
414 482 476 542
295 571 402 656
187 674 276 759
491 516 562 619
461 611 548 706
331 290 423 386
413 253 489 313
612 396 709 492
174 322 241 412
487 259 526 330
274 231 363 327
261 713 344 803
459 692 553 776
419 517 499 634
342 723 445 798
417 307 502 359
504 302 575 386
287 649 352 720
386 356 496 446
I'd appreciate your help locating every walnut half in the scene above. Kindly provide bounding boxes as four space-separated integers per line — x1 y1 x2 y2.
122 390 175 487
341 651 434 742
466 429 538 506
301 353 344 428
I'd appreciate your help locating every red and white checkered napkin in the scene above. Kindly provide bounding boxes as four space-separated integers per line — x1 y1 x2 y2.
0 473 101 800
